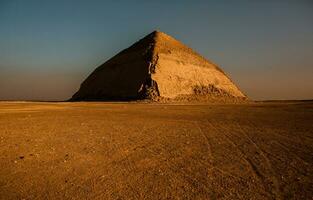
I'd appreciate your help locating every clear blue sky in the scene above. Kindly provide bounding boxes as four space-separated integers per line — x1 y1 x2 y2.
1 0 312 100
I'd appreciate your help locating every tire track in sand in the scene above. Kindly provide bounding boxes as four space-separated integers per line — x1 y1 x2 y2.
206 119 283 199
206 120 264 182
195 122 214 165
234 120 283 200
198 121 243 181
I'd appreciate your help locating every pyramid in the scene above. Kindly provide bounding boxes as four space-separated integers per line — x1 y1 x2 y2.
71 31 247 101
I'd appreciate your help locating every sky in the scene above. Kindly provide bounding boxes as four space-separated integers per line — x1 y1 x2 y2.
0 0 312 101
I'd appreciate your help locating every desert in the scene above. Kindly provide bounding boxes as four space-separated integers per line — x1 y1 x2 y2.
0 101 312 199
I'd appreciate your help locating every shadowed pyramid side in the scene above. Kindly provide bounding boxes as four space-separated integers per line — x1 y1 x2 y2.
71 32 158 101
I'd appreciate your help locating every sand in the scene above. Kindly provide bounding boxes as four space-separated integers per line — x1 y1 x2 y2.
0 101 312 199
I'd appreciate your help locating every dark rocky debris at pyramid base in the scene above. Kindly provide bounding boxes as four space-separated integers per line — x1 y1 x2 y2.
70 83 248 103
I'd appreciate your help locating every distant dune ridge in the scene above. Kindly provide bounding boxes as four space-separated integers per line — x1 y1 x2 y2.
71 30 247 102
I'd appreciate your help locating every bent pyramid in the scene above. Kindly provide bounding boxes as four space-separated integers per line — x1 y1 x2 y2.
71 31 247 101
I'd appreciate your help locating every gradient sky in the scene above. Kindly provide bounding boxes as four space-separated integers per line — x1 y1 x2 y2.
1 0 312 101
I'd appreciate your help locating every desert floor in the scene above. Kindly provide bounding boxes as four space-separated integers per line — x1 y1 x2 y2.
0 101 312 199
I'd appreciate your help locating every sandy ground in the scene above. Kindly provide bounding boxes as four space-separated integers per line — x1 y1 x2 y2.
0 102 312 199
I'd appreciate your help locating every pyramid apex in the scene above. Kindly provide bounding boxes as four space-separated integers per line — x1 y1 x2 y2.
152 29 161 33
150 30 167 36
